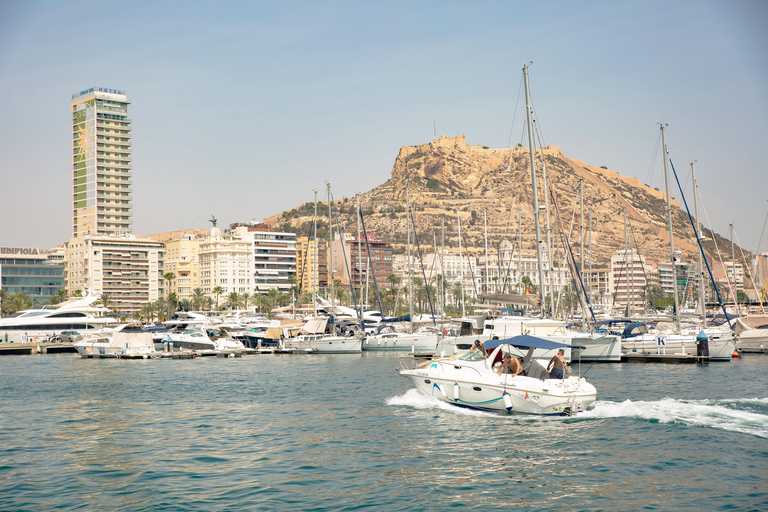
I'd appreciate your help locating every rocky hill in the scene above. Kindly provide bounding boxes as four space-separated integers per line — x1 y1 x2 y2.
266 135 745 268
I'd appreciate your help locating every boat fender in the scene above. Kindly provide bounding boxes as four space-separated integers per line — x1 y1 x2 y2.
454 382 460 401
503 393 513 411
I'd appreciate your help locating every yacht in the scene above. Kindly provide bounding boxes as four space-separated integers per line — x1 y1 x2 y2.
166 328 216 351
363 325 439 352
0 293 118 343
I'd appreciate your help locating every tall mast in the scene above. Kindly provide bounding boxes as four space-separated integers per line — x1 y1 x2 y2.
731 223 739 315
313 190 318 319
587 206 592 302
691 162 706 326
580 179 585 279
523 64 546 317
542 161 554 316
327 182 334 333
518 211 522 295
356 193 362 316
407 185 414 331
660 125 680 333
483 210 489 295
624 207 630 317
441 217 445 318
457 209 466 318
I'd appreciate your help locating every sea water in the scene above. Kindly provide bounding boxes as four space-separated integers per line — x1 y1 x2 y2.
0 352 766 511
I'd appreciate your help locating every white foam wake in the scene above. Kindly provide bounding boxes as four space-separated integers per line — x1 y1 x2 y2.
580 397 768 438
386 389 494 417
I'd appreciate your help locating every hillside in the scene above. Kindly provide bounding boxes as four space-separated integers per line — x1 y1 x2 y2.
266 135 746 270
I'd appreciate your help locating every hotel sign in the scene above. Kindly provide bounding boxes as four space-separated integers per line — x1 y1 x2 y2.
0 247 39 255
72 87 125 100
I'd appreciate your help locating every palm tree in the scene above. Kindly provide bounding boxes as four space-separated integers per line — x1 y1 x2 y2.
141 302 156 322
178 298 192 312
241 292 251 312
0 289 9 317
5 292 32 315
212 286 224 311
96 293 114 314
192 288 205 311
163 272 176 297
166 292 178 319
154 297 168 321
224 292 242 310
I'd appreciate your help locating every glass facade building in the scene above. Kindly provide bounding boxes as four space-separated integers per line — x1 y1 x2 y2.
0 248 65 304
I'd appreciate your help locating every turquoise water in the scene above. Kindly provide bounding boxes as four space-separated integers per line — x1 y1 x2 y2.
0 352 766 511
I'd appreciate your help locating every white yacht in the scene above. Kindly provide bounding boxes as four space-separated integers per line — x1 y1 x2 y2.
166 328 216 351
399 335 597 416
0 293 118 343
363 327 439 352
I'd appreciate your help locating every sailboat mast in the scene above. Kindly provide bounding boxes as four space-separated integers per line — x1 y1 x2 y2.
542 161 554 316
313 190 318 320
441 217 445 319
624 207 630 317
457 209 466 318
327 182 334 333
407 186 414 331
523 64 546 318
484 210 489 295
660 125 680 332
589 207 592 306
731 223 739 315
691 162 706 326
356 193 362 316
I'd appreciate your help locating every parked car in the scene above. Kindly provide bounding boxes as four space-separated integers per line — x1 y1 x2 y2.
59 331 82 343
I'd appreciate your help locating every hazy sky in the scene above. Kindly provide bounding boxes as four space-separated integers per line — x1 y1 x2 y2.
1 0 766 256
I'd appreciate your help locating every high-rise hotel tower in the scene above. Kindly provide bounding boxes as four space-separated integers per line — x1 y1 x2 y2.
71 87 132 238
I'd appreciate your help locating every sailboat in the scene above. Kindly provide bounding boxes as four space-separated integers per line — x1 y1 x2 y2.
283 184 363 354
620 126 736 361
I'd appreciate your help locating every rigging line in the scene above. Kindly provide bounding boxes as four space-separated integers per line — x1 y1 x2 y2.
629 219 654 313
755 202 768 256
506 74 525 149
733 227 761 303
668 157 733 330
549 185 596 322
330 194 362 326
644 130 662 190
409 209 437 326
358 207 385 318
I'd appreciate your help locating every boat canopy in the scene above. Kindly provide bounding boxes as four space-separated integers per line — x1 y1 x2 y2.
484 334 586 351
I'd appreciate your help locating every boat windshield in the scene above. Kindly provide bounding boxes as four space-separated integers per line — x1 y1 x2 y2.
458 350 486 361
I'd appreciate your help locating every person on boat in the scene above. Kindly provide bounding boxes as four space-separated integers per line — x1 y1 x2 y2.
469 339 485 355
547 349 569 379
500 353 522 376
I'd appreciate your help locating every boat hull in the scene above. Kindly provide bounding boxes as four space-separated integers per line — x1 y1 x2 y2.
362 334 438 352
400 370 595 415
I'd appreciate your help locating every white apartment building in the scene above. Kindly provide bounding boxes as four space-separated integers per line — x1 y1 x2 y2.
165 235 203 302
199 226 254 302
609 250 647 311
64 234 164 315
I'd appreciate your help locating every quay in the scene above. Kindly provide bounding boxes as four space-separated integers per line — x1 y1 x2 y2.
0 342 77 356
620 352 705 364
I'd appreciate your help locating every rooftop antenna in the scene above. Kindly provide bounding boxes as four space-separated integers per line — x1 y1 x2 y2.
433 117 436 140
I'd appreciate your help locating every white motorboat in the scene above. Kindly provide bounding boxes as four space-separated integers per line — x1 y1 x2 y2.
166 328 216 351
74 332 156 357
0 293 117 343
363 326 438 352
283 333 363 353
736 328 768 353
203 326 246 352
399 335 597 416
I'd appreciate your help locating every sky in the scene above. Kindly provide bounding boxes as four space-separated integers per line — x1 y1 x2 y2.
1 0 766 256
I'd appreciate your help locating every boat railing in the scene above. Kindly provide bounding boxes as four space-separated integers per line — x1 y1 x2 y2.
398 357 420 371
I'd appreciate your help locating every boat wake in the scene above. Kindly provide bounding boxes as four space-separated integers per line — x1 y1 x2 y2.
387 389 494 417
580 397 768 438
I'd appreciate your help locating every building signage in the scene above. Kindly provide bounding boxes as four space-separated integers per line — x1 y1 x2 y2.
71 87 125 100
0 247 40 255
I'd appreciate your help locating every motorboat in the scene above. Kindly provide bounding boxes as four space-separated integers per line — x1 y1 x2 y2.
282 333 363 353
202 326 246 352
166 328 216 351
74 332 156 357
0 292 117 343
363 325 438 352
398 335 597 416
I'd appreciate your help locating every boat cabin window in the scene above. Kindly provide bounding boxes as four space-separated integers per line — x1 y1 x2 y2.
458 351 485 361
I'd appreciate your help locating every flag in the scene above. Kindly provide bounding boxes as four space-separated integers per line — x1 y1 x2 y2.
525 286 530 295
